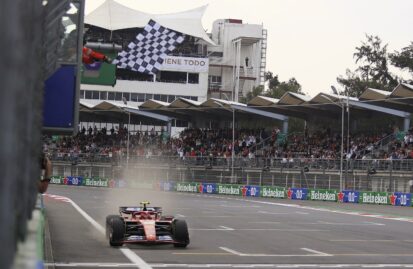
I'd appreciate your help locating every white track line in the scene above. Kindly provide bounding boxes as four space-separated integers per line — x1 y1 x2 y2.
48 193 152 269
44 263 413 268
187 193 413 224
219 247 332 257
120 248 152 269
301 248 332 256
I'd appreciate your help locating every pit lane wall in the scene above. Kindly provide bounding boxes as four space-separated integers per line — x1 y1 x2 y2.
157 182 412 207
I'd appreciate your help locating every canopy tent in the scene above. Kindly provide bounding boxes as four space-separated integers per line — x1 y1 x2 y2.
79 100 173 126
78 83 413 132
85 0 215 45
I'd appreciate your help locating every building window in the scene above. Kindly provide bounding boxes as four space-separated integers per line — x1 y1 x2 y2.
146 94 153 100
131 93 138 102
85 90 93 99
80 90 85 99
138 93 145 102
208 51 223 57
99 91 107 100
160 94 168 102
123 92 130 101
154 94 161 101
115 92 122 101
108 92 115 100
92 91 99 99
190 96 198 101
188 73 199 84
168 95 176 102
159 71 187 84
208 75 222 91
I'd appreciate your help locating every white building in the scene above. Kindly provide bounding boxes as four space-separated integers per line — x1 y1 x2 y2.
208 19 267 100
81 0 267 106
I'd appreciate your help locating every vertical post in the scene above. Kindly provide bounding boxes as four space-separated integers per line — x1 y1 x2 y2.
340 103 344 191
232 107 235 183
127 111 130 169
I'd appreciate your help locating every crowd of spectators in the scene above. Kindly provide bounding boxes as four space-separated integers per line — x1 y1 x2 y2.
43 124 412 167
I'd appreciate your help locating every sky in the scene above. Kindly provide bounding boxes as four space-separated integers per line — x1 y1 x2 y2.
85 0 413 97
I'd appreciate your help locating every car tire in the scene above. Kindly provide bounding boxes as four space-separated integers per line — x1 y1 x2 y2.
107 215 124 247
172 219 189 248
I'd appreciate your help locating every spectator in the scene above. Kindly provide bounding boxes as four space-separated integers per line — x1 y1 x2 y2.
38 154 52 194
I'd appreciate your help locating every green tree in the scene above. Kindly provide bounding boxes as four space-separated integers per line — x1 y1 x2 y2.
265 77 302 99
241 85 264 103
337 35 399 97
390 42 413 81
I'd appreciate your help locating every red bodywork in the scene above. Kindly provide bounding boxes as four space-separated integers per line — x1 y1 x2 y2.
119 207 176 244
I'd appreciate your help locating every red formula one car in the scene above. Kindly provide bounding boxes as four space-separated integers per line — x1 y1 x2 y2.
106 201 189 248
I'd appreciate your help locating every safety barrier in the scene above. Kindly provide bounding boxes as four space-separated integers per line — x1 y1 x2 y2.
156 181 413 207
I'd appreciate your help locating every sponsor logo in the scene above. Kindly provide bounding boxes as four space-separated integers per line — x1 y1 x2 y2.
218 185 240 195
362 193 388 204
50 177 62 184
262 187 285 198
310 190 336 201
85 178 108 187
176 183 198 192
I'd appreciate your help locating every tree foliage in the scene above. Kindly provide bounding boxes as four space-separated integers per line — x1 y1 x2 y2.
390 42 413 78
241 72 303 103
337 35 413 97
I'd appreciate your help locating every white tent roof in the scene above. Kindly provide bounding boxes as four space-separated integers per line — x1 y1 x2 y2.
85 0 215 45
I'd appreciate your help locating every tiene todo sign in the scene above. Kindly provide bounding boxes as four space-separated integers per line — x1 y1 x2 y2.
161 56 209 73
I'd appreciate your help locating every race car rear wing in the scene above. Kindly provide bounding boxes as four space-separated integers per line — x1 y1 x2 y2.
119 206 162 214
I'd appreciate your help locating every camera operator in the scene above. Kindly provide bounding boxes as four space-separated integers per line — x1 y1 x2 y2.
38 153 52 193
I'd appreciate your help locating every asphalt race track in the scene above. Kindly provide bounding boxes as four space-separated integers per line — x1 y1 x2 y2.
44 185 413 269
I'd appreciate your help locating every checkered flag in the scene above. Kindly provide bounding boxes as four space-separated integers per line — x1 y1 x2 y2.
112 20 185 74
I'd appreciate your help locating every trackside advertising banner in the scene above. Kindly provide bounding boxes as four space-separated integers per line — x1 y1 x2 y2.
261 186 286 198
50 176 63 184
198 183 217 194
390 192 411 206
159 182 175 192
217 184 242 196
359 191 389 205
241 185 260 197
63 176 83 186
309 189 337 202
176 182 199 193
287 188 308 200
83 177 109 187
338 190 359 203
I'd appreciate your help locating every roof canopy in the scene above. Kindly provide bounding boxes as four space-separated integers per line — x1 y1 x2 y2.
85 0 215 45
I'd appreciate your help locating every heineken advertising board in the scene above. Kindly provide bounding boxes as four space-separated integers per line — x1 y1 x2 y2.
217 184 242 196
261 186 286 198
176 182 199 193
309 189 337 202
50 176 63 184
63 176 83 186
241 186 260 197
359 191 389 205
338 190 359 203
287 188 308 200
83 177 109 187
390 192 412 206
199 183 217 194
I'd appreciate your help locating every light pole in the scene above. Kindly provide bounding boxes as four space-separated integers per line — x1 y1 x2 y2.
322 94 344 191
214 99 235 183
122 97 130 168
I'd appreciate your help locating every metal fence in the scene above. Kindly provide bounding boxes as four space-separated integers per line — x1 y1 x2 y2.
53 155 413 193
50 153 413 172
